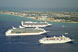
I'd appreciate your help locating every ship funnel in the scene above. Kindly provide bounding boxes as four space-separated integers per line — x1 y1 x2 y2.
62 35 65 37
21 21 23 26
19 25 24 28
12 26 16 29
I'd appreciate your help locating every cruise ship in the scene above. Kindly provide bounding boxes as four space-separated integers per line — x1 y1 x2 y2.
39 35 73 44
21 21 52 27
5 27 47 36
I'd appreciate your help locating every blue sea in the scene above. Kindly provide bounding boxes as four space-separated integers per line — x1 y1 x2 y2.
0 14 78 52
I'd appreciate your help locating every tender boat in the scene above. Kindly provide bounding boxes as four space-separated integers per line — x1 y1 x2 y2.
64 32 68 34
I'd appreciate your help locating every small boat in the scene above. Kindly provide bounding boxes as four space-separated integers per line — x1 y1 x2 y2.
39 35 73 44
62 25 65 27
64 32 68 34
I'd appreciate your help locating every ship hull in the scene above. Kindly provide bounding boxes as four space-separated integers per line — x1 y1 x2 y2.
21 21 52 27
5 29 47 36
22 24 51 27
39 40 73 44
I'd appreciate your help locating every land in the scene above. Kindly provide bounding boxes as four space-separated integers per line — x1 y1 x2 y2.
0 11 78 23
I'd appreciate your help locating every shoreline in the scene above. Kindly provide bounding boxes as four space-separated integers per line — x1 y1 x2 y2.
0 13 78 23
0 13 78 24
31 17 78 23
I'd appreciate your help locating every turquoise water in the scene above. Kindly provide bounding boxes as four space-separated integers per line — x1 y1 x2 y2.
0 14 39 22
0 14 78 52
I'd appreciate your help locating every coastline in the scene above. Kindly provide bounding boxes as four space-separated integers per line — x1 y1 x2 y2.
0 11 78 23
30 17 78 23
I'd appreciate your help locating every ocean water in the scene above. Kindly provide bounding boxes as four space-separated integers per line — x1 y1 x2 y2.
0 14 78 52
0 7 78 12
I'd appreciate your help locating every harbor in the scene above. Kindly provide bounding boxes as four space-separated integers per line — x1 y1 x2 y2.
0 14 78 52
0 0 78 52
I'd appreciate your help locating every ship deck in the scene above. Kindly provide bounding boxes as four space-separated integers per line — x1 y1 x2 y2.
11 28 43 33
23 23 48 25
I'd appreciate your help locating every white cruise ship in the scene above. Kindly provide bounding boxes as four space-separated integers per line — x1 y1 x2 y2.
5 27 47 36
21 21 52 27
39 35 73 44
